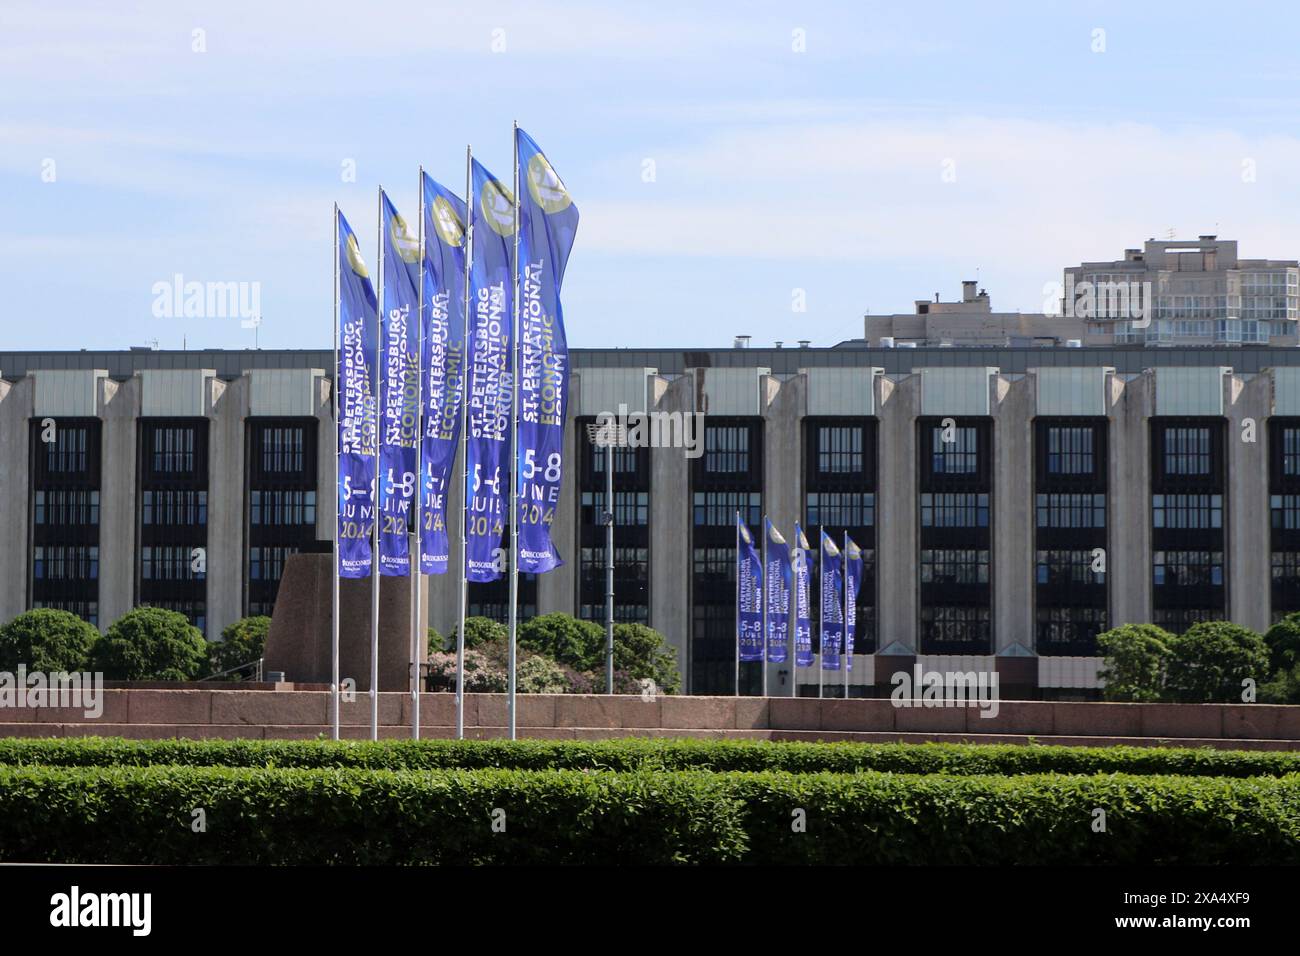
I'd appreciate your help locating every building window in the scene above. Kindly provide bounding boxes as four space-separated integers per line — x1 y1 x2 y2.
1034 419 1108 655
693 419 763 695
30 419 101 627
138 419 208 634
1151 419 1225 633
1269 420 1300 620
246 418 319 619
918 418 991 654
804 418 876 661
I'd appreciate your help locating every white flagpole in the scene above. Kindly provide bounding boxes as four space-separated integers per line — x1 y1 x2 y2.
456 147 473 740
331 203 341 741
507 121 521 741
371 185 384 742
817 532 824 700
761 516 769 698
733 510 740 697
411 167 425 741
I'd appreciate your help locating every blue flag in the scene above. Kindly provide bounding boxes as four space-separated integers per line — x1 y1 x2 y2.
465 160 514 583
737 515 763 664
378 191 421 577
844 534 863 671
793 522 814 667
515 128 578 574
820 529 843 671
336 209 378 579
763 518 791 664
419 174 468 575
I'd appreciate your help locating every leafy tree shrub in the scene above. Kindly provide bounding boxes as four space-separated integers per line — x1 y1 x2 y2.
446 617 508 651
516 655 571 694
518 613 603 670
1165 621 1270 703
611 623 681 694
0 609 98 673
1263 611 1300 675
91 607 209 681
426 649 507 692
427 626 443 655
1259 662 1300 704
209 616 270 678
1096 623 1173 702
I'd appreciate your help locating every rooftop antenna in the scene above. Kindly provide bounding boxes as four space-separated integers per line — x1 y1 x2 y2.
242 314 262 349
1165 227 1176 240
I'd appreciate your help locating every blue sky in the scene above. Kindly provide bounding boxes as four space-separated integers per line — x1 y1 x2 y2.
4 0 1300 352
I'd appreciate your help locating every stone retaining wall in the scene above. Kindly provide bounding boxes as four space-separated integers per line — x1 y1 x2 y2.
0 692 1296 749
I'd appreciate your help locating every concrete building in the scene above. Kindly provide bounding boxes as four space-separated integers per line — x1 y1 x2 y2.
863 280 1077 347
3 345 1300 698
864 237 1300 350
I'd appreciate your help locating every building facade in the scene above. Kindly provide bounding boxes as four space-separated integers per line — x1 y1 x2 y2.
3 345 1298 697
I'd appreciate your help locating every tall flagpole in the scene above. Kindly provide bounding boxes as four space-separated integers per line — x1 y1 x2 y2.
411 167 425 741
507 121 521 741
790 520 798 699
733 510 740 697
817 532 824 700
456 147 473 740
331 203 341 741
761 515 769 698
371 185 383 742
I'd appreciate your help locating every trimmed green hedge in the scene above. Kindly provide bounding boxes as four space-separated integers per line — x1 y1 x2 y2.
0 764 1296 864
1 736 1298 777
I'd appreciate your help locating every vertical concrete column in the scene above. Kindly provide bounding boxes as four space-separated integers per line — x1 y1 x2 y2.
98 376 139 631
875 373 919 658
649 374 693 689
1225 372 1270 633
537 372 578 615
763 373 805 695
0 378 33 624
1109 371 1154 626
207 375 249 639
992 374 1034 653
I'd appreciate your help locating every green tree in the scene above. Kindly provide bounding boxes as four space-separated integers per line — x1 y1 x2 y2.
518 612 603 670
610 623 681 694
92 607 209 681
446 617 508 651
0 609 98 673
209 616 270 678
427 626 443 655
1097 623 1173 702
1263 612 1300 675
1165 621 1269 703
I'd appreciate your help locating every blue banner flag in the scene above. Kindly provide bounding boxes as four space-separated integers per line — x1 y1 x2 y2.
465 159 515 583
793 522 814 667
819 529 843 671
419 174 468 575
336 209 378 578
844 534 863 671
737 515 764 664
515 128 578 574
378 191 421 576
763 518 791 664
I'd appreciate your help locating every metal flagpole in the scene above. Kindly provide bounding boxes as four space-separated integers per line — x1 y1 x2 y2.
817 531 824 700
507 120 521 741
791 519 798 699
331 203 341 741
456 147 473 740
604 441 614 694
411 167 425 740
733 510 740 697
761 515 768 698
371 185 383 742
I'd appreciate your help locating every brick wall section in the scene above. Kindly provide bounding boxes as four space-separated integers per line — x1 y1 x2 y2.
0 692 1297 749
